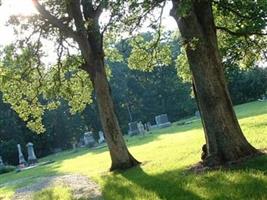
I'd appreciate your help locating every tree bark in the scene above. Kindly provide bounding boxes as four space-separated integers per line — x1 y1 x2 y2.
171 0 259 166
87 56 140 171
73 10 140 170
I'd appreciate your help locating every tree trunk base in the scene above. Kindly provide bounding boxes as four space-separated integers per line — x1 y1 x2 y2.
110 153 141 171
202 147 262 168
191 149 264 173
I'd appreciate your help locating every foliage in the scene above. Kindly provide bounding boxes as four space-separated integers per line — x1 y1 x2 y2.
0 44 93 133
1 101 267 200
214 0 267 67
175 48 191 83
0 140 19 166
128 32 172 71
226 66 267 104
0 166 16 175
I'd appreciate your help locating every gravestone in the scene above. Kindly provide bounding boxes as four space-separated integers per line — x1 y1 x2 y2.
0 156 4 170
155 114 171 128
195 111 200 118
145 122 152 131
258 96 267 102
17 144 27 166
137 122 145 135
128 121 139 136
98 131 105 144
26 142 37 165
83 132 96 148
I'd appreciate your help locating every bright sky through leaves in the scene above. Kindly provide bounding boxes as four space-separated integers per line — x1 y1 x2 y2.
0 0 177 47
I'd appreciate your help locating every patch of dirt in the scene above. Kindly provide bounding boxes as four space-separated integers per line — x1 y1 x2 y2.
12 174 103 200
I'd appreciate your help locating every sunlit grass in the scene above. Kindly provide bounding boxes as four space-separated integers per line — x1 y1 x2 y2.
0 101 267 200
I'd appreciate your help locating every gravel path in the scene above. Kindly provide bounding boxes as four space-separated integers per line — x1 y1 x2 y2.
11 174 103 200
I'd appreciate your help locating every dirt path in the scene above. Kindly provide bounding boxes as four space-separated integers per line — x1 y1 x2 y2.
11 174 103 200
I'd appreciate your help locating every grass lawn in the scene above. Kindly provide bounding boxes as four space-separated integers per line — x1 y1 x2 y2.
1 101 267 200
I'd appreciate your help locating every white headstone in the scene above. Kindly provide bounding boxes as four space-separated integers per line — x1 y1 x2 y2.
26 142 37 165
98 131 105 144
137 122 145 135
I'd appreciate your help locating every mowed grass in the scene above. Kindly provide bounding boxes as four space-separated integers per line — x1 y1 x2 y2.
1 101 267 200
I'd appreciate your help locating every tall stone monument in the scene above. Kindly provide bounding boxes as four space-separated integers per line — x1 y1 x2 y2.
26 142 37 165
17 144 27 166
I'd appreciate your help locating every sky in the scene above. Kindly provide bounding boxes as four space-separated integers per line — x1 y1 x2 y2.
0 0 37 45
0 0 177 47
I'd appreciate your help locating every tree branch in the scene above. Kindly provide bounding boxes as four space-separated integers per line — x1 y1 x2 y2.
32 0 78 40
216 26 267 37
94 0 108 19
68 0 93 62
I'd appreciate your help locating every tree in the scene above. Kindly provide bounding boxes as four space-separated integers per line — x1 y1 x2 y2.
33 0 141 170
170 0 264 166
0 0 140 170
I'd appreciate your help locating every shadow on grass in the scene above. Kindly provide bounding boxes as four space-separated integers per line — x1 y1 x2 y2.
102 155 267 200
237 153 267 172
102 166 202 200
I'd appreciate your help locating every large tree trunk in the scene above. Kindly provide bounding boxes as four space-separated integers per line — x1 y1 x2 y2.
70 14 140 171
87 57 140 171
171 0 258 166
32 0 140 171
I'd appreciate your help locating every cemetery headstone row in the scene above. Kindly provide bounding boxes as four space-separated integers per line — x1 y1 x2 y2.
82 131 106 148
128 113 172 136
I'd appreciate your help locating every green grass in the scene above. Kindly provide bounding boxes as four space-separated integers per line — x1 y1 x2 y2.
1 101 267 200
33 186 73 200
